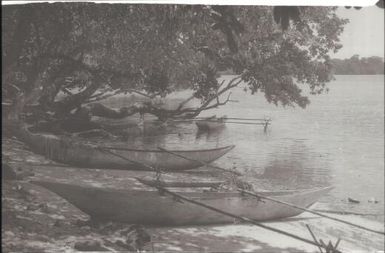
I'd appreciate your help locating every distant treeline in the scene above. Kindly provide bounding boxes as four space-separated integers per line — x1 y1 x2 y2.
220 55 384 76
331 55 384 75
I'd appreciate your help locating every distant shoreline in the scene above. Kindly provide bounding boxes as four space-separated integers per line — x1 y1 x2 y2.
217 72 385 76
333 74 385 76
331 56 384 75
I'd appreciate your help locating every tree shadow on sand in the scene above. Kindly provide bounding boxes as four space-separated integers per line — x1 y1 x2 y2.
147 225 312 252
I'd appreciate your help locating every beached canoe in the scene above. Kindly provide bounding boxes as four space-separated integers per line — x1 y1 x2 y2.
195 116 226 131
32 180 332 226
16 126 235 170
135 177 225 188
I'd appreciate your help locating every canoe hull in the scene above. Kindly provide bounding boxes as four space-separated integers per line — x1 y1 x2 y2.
32 181 332 226
195 116 226 131
17 127 234 170
195 121 225 130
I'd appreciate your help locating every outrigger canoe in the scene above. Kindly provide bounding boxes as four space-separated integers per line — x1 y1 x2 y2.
16 126 234 170
195 115 227 131
32 180 332 226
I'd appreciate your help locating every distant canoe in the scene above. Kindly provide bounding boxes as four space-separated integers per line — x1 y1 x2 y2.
16 126 235 171
32 180 332 226
135 177 225 188
195 116 226 131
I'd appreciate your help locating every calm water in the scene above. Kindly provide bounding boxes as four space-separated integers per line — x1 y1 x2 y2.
105 75 384 219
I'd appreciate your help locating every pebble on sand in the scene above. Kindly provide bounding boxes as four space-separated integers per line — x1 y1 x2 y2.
368 197 379 204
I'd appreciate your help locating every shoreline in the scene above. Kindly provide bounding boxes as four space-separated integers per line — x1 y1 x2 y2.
2 136 384 252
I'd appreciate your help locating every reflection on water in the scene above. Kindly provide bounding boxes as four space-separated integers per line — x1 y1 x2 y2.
259 141 332 189
99 75 384 220
195 128 225 143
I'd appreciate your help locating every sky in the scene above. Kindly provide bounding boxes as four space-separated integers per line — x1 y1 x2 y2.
332 6 384 59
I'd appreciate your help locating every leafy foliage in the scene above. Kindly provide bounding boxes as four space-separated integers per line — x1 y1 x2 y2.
2 3 348 120
376 0 385 8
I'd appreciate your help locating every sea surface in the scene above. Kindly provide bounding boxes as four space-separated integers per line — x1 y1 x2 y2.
103 75 384 220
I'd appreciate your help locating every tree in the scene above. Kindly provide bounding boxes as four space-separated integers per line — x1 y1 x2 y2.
2 3 348 132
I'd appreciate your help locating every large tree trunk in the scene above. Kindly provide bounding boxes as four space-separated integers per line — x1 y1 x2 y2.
2 6 34 84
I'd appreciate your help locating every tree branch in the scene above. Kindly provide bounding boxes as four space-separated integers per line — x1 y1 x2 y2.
75 76 239 122
126 89 160 99
39 50 244 121
85 89 124 104
176 94 196 111
61 87 73 96
177 76 242 118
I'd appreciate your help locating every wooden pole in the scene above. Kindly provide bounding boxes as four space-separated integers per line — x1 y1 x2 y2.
157 147 242 176
240 189 385 235
306 224 324 253
194 117 271 121
7 161 73 168
97 147 159 172
313 209 384 217
134 177 224 188
172 119 270 126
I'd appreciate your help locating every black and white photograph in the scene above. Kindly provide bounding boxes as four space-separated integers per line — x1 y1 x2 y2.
2 0 384 252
